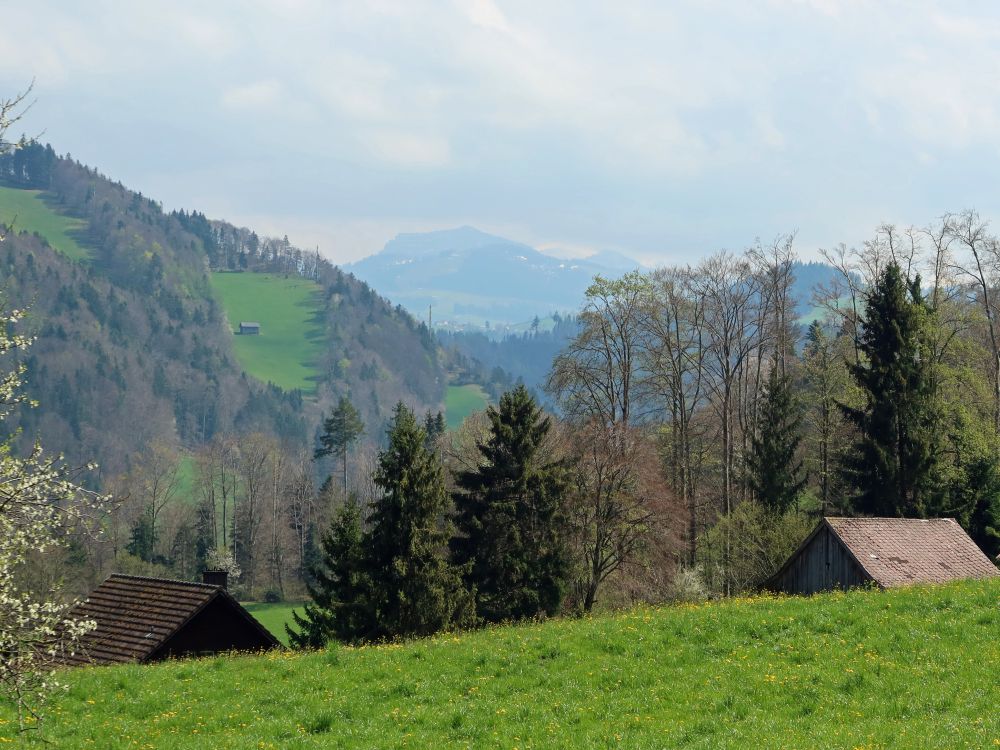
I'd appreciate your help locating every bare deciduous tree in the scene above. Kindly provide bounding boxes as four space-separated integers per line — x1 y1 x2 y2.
547 272 651 428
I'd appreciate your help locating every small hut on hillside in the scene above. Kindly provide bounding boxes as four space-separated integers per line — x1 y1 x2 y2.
763 517 999 596
65 573 280 666
239 321 261 335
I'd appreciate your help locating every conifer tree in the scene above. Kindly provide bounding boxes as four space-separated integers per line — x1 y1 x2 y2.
315 396 364 498
452 385 570 623
423 410 446 450
366 403 473 638
287 500 370 647
840 262 941 517
748 365 806 514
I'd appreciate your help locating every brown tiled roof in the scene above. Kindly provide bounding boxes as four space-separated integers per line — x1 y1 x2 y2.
826 517 999 588
65 574 265 666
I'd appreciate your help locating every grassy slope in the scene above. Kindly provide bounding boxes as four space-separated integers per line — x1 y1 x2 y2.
243 602 306 647
445 384 489 429
8 579 1000 748
210 273 325 393
0 186 90 261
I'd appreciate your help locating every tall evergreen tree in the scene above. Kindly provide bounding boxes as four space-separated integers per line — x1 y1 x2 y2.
315 396 364 498
840 262 941 517
748 365 806 514
452 385 570 623
366 403 473 639
423 410 446 450
287 500 370 647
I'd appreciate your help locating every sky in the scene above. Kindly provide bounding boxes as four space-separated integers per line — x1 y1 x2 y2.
3 0 1000 266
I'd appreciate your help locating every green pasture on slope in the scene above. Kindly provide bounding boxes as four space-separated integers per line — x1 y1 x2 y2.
210 272 325 393
243 602 306 647
10 578 1000 748
445 384 489 429
0 186 90 261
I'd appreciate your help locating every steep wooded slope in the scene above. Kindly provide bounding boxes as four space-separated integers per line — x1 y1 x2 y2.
0 145 445 477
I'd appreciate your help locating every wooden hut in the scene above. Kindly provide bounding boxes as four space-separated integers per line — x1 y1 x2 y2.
763 517 999 596
65 573 280 666
239 321 261 335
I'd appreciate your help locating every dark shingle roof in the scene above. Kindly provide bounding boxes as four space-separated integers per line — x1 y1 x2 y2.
66 574 274 666
826 517 999 587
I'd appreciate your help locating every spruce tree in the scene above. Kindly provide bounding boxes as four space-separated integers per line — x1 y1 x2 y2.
366 402 473 638
287 500 370 647
840 262 941 517
452 385 570 623
315 396 364 498
748 365 806 515
423 410 446 450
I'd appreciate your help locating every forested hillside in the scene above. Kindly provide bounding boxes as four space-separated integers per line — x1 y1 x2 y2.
0 143 446 475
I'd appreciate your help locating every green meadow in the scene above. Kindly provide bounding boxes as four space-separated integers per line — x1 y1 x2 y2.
243 602 306 647
0 186 90 261
210 272 325 393
445 384 489 429
7 579 999 748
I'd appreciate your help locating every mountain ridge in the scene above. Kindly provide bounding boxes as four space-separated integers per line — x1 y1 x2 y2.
347 226 643 329
0 143 446 477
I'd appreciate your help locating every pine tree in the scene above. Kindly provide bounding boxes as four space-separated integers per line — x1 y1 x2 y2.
315 396 364 498
286 500 370 647
366 403 473 638
452 385 570 623
748 365 806 515
840 262 941 517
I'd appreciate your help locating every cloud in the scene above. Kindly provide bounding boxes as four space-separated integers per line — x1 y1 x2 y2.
360 130 453 168
6 1 1000 267
221 80 283 110
458 0 514 34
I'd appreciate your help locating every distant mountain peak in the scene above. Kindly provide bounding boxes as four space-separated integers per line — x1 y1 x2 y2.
347 226 641 328
381 226 528 258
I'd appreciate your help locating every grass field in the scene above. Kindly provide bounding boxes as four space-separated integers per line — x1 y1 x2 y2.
210 273 325 393
243 602 306 647
0 186 90 261
7 579 999 748
445 384 489 429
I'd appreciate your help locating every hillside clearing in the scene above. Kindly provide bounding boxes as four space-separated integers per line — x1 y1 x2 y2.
0 186 90 261
445 384 489 429
7 579 999 748
210 272 325 393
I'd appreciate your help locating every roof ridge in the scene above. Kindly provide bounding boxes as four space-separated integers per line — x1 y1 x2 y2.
824 516 959 523
107 573 220 589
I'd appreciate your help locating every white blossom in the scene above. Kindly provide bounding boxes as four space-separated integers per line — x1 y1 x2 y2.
0 302 106 731
204 547 241 582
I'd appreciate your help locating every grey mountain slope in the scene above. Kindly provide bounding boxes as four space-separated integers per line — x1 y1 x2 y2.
347 227 642 328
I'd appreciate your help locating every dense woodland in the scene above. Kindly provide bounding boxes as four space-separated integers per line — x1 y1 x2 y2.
0 144 445 477
541 227 1000 598
0 143 449 600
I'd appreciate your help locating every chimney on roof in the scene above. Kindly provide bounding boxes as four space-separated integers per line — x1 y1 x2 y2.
202 570 228 590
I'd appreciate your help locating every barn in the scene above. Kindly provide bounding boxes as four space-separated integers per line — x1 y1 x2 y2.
64 573 280 666
239 321 261 335
763 517 999 596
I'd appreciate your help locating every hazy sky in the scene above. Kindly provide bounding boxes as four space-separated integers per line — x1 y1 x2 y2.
3 0 1000 265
